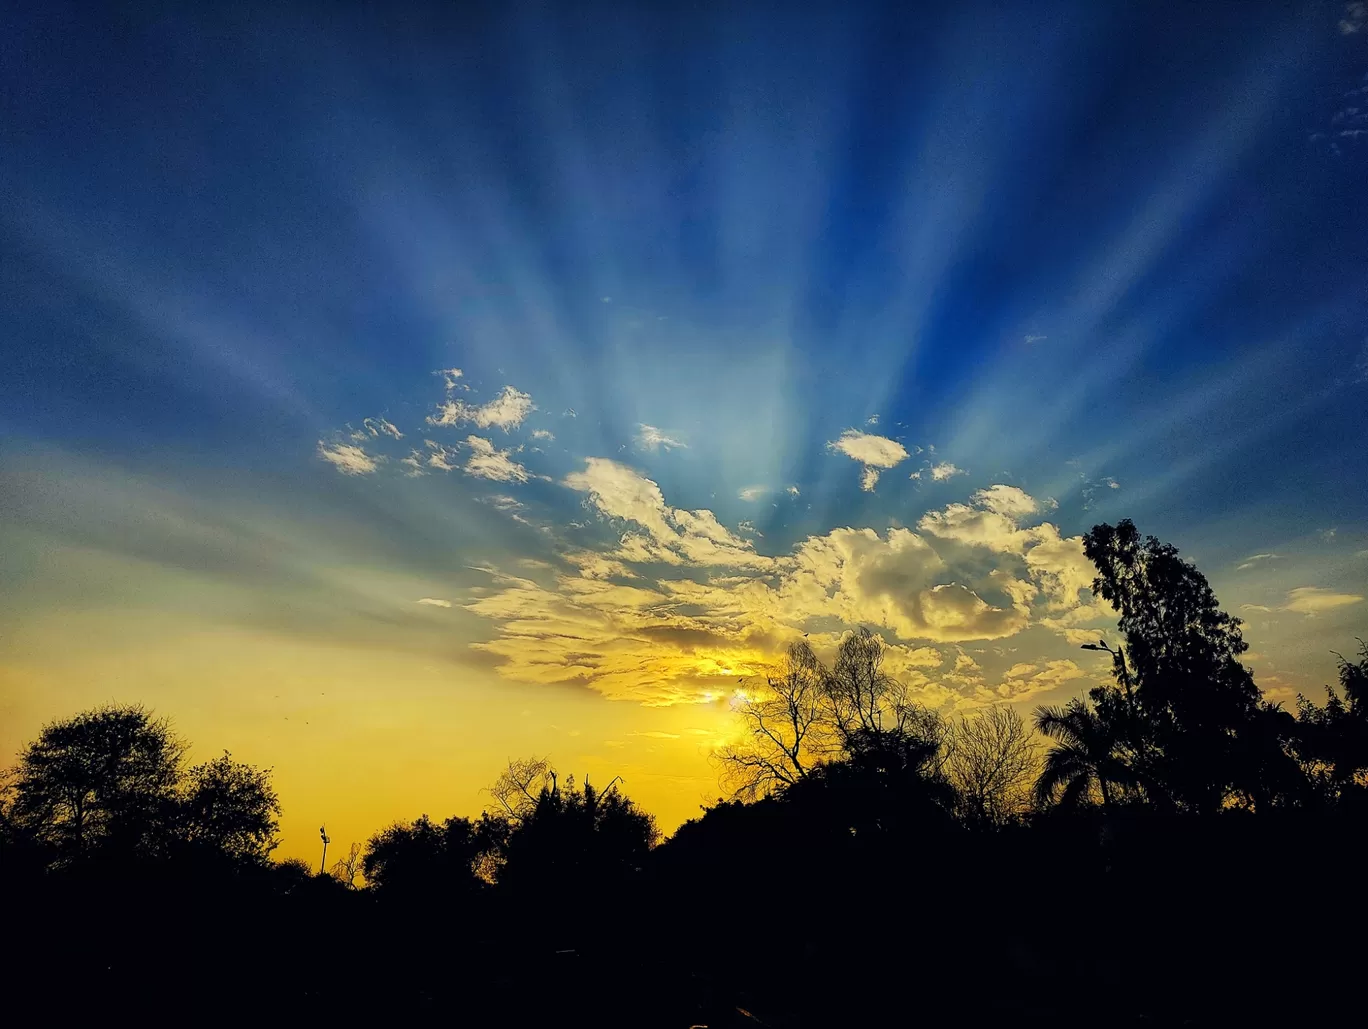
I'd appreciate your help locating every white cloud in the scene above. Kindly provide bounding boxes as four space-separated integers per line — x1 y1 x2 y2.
530 429 555 441
416 598 452 608
464 436 530 483
351 417 403 442
464 474 1115 705
424 439 461 472
430 385 535 431
563 458 769 569
400 451 425 477
317 441 380 475
1236 553 1276 571
928 462 965 482
436 368 465 391
1024 334 1047 344
975 485 1039 518
827 430 910 491
635 424 687 452
1282 587 1363 615
738 486 767 502
1240 604 1273 614
785 485 800 497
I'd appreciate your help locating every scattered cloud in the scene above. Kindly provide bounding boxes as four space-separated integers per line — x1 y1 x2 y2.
469 475 1107 704
530 429 555 441
564 458 770 569
1024 334 1047 344
827 430 909 491
1240 604 1273 614
785 485 800 497
435 367 466 391
1282 587 1363 615
416 598 452 608
351 416 403 441
992 659 1087 702
737 486 768 502
464 436 531 483
317 441 380 475
430 385 535 431
635 424 688 452
1319 527 1338 541
1236 553 1277 571
1342 2 1366 34
928 462 965 481
1082 476 1121 509
866 414 880 425
424 439 461 472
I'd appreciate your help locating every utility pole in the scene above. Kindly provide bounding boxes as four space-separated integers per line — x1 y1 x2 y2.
319 825 330 875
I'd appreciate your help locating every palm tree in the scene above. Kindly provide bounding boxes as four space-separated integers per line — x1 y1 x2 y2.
1032 699 1131 810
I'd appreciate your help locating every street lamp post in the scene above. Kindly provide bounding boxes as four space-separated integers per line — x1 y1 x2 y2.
319 825 330 875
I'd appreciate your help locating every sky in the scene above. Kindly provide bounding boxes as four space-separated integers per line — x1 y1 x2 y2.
3 0 1367 864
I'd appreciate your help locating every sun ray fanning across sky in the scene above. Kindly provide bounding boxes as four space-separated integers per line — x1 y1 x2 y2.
2 0 1366 861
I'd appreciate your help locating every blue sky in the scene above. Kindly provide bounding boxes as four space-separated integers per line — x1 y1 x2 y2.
3 0 1366 854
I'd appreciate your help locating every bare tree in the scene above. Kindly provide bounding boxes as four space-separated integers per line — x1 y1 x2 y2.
486 757 556 819
716 640 837 799
947 705 1041 826
718 629 949 799
329 841 364 888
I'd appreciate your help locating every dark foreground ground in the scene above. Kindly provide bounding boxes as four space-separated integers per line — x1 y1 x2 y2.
6 812 1365 1027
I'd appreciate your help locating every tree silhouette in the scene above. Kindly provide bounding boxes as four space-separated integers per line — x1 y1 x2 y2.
9 705 185 861
947 705 1040 825
362 813 505 898
719 629 947 799
497 766 659 894
1082 520 1302 811
1032 698 1132 810
179 751 281 862
1294 639 1368 807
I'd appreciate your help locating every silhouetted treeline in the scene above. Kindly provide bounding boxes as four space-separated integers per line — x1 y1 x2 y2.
3 520 1366 1026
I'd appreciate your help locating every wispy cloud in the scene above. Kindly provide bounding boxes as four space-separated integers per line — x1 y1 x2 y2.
430 385 535 431
1236 552 1276 571
827 430 909 491
1024 334 1047 344
464 436 530 483
737 486 767 501
317 441 380 475
912 461 967 482
1342 2 1366 34
1282 587 1363 615
351 416 402 441
635 424 687 452
530 429 555 441
416 598 452 608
